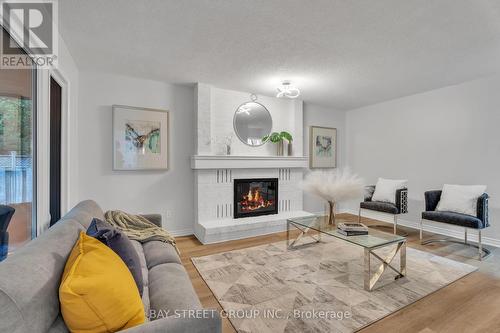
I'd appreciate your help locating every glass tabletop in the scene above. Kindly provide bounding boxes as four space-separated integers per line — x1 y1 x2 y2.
287 215 406 250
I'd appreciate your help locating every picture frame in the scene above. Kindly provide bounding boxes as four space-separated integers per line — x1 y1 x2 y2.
309 126 337 168
112 105 169 170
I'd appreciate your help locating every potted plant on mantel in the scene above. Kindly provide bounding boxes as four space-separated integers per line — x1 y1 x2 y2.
262 131 293 156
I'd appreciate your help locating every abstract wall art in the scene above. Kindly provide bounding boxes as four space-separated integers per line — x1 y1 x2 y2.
309 126 337 168
112 105 169 170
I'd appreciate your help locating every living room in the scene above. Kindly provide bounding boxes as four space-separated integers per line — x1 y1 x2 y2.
1 1 499 332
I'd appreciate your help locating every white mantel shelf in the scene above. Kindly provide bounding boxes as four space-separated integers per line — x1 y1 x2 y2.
191 155 309 169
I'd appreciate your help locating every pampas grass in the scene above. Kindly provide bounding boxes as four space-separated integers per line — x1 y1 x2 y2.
302 169 364 202
302 169 364 224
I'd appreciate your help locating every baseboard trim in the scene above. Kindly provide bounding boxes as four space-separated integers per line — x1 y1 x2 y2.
342 209 500 248
170 228 194 237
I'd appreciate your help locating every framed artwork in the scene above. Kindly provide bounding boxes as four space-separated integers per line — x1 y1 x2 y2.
112 105 169 170
309 126 337 168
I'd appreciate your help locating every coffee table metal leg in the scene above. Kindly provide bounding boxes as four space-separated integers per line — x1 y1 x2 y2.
287 220 290 247
364 240 406 291
287 222 321 249
400 241 406 276
364 248 371 291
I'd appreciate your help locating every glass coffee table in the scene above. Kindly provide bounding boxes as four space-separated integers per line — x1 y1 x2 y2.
287 215 407 291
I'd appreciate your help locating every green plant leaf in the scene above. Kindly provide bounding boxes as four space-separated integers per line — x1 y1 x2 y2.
280 131 293 142
270 132 282 143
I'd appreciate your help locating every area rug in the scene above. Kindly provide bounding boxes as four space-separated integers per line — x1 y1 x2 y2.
192 237 477 333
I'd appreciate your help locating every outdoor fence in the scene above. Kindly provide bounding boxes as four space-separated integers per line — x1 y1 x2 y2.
0 153 33 204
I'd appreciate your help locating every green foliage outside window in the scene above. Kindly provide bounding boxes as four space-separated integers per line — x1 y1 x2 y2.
0 96 32 155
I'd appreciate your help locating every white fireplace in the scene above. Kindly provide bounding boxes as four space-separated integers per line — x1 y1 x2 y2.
192 156 312 244
192 84 313 244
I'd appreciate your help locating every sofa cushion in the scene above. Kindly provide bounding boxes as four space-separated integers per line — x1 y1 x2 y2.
59 200 105 229
130 240 151 317
0 219 83 333
422 211 485 229
59 232 145 332
360 201 399 214
143 241 181 269
47 315 69 333
149 263 201 316
86 218 143 296
0 289 24 333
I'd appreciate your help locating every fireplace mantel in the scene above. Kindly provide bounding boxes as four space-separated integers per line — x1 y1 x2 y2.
191 155 308 170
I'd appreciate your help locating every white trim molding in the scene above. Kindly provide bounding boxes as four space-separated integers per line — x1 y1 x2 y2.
169 228 195 237
36 69 51 235
36 66 75 235
191 155 308 169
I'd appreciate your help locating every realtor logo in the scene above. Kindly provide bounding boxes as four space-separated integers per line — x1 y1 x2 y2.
0 0 58 68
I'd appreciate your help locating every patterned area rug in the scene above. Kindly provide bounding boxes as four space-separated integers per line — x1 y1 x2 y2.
192 237 477 333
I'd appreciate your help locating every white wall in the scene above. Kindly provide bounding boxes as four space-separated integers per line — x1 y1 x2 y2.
77 72 195 235
303 103 347 214
197 84 303 156
346 74 500 245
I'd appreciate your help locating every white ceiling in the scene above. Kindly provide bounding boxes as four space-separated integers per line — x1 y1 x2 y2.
59 0 500 110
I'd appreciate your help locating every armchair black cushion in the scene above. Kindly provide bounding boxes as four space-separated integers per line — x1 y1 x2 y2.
361 185 407 215
0 205 15 262
422 190 489 229
360 201 398 214
422 211 485 229
477 193 489 227
424 190 442 212
364 185 376 202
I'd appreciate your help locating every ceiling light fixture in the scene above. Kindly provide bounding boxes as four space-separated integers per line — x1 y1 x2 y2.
276 80 300 99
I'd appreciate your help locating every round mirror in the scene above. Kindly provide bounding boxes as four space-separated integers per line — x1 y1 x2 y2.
233 102 273 146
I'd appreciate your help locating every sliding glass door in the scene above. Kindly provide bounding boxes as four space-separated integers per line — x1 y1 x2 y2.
0 27 36 252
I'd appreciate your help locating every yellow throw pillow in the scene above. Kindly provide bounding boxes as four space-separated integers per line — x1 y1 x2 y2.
59 231 146 333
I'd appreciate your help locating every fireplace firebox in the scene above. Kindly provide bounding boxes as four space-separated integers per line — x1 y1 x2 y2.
234 178 278 218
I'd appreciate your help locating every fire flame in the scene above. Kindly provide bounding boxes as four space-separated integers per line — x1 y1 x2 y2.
240 187 274 212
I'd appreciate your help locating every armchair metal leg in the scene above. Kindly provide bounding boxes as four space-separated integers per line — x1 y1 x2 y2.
367 214 408 237
358 208 361 223
465 228 468 245
419 219 423 244
479 230 483 261
420 225 491 260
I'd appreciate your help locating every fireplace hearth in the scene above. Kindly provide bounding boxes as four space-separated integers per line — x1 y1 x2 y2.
234 178 278 218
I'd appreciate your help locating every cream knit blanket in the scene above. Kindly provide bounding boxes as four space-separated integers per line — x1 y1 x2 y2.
104 210 178 253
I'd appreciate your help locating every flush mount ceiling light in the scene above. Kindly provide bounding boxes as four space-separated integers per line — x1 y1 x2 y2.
276 80 300 99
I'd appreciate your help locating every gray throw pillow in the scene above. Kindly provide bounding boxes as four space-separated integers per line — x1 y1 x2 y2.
86 218 144 296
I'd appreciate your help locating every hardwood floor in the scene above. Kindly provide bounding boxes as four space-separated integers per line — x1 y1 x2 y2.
176 213 500 333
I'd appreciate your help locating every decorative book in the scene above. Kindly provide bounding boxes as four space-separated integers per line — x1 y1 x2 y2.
337 229 368 236
337 222 368 232
337 222 368 236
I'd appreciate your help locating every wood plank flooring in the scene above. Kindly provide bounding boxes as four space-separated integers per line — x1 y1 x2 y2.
176 213 500 333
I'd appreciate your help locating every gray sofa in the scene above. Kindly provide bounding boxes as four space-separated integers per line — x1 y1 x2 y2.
0 200 221 333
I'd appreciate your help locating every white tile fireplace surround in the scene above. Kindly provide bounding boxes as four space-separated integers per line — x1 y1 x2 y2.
192 156 313 244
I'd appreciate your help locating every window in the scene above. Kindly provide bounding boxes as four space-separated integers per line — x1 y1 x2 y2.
0 27 37 253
